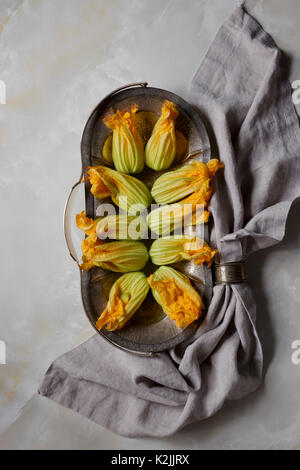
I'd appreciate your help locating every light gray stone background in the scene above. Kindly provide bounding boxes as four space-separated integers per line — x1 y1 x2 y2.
0 0 299 450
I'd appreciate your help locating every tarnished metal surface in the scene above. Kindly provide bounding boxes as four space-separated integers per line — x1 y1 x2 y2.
214 262 246 285
73 83 213 354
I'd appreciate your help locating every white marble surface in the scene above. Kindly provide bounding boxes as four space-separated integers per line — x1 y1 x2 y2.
0 0 300 450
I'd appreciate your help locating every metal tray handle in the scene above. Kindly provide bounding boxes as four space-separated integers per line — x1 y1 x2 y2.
85 82 148 121
63 173 84 267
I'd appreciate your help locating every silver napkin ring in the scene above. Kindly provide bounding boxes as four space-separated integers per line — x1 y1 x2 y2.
213 262 246 285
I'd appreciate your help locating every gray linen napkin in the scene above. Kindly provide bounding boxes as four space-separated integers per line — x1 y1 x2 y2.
39 5 300 438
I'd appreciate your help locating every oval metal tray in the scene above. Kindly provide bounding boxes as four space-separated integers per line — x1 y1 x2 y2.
66 82 213 355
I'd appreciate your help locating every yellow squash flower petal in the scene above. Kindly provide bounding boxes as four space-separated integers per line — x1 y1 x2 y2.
96 272 150 331
84 165 152 213
82 240 149 272
90 241 149 272
104 105 144 174
151 159 224 204
145 100 179 170
80 233 104 271
148 266 204 329
206 158 224 178
147 159 224 236
76 211 102 235
147 184 211 237
102 134 113 165
150 236 218 266
76 214 149 272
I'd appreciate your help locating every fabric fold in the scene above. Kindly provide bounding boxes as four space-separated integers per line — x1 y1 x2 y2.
39 5 300 437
